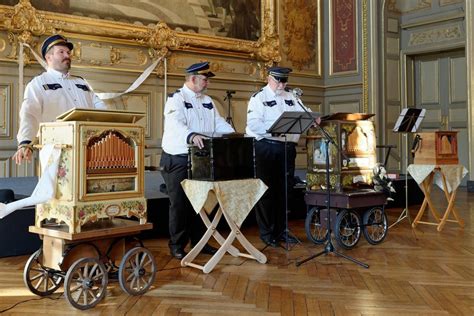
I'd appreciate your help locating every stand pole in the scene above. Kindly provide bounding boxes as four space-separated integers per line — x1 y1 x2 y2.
389 133 414 229
225 91 235 128
296 138 368 268
276 135 301 251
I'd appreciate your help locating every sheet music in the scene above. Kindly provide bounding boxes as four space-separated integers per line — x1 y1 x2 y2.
267 111 320 135
393 108 426 133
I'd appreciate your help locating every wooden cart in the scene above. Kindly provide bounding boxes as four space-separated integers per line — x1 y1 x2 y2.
304 189 388 249
24 219 156 310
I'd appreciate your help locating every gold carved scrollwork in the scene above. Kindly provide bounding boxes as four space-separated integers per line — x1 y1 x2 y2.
209 61 235 74
251 11 281 70
283 0 317 70
3 0 57 63
5 0 47 35
110 47 120 65
141 21 182 59
137 21 181 77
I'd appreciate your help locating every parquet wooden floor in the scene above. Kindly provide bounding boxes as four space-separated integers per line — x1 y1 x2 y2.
0 187 473 315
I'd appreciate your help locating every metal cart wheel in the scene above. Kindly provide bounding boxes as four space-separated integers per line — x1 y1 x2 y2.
363 206 388 245
334 209 361 250
23 249 63 296
119 247 157 295
305 207 328 244
64 257 108 310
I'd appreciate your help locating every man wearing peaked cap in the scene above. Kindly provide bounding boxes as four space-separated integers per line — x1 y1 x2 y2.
246 65 312 248
160 61 234 259
13 34 106 165
268 66 292 83
41 34 74 59
185 61 216 78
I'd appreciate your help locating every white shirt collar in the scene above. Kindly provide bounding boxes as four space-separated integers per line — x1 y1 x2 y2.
182 83 203 99
263 84 278 98
264 84 288 98
47 68 70 79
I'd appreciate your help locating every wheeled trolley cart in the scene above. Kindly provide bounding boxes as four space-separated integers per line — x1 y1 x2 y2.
304 189 388 249
24 219 156 310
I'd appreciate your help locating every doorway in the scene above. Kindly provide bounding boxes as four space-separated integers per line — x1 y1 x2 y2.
413 49 468 185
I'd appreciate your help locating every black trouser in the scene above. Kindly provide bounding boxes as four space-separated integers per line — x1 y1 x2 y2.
254 139 296 241
160 152 205 251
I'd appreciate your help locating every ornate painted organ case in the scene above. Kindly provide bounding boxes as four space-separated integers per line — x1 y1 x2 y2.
37 108 146 233
306 113 377 191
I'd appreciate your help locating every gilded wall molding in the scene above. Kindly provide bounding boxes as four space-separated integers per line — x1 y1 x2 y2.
0 0 281 67
440 0 463 6
408 25 462 46
362 0 368 113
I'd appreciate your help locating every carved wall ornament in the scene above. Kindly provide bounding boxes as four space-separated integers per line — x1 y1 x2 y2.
244 63 260 77
440 0 463 6
387 0 400 13
139 21 183 59
4 0 47 35
394 0 432 13
283 0 317 70
250 10 281 69
209 61 235 74
408 25 462 46
3 0 60 64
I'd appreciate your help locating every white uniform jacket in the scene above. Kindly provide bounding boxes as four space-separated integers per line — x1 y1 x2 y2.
246 85 310 143
161 84 234 155
17 68 106 143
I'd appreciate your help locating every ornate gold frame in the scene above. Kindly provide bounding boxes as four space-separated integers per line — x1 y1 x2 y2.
0 0 281 66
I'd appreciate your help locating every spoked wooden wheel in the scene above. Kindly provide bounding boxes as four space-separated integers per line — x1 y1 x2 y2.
334 209 361 250
64 257 108 310
363 207 388 245
305 207 328 244
119 247 156 295
23 249 63 296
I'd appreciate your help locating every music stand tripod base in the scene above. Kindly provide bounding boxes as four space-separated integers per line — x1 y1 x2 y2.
296 136 368 269
296 238 369 268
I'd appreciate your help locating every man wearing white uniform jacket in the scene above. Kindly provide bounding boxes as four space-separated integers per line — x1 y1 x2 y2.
246 66 311 248
160 62 235 259
13 34 106 165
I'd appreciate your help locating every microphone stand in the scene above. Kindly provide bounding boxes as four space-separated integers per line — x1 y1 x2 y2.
224 90 235 128
293 93 368 269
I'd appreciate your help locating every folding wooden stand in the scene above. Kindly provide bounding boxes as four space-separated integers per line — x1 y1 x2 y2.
180 179 268 273
410 165 466 231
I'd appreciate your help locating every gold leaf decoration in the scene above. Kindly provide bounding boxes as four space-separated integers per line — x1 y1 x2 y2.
283 0 317 70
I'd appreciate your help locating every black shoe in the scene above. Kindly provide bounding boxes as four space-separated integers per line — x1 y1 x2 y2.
261 238 278 248
201 244 218 255
279 234 299 244
170 248 186 259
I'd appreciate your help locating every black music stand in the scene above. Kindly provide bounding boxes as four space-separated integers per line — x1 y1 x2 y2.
224 90 236 128
267 111 319 251
295 120 369 269
390 108 426 229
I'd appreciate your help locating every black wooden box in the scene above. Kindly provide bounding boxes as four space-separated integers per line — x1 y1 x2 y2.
188 135 256 181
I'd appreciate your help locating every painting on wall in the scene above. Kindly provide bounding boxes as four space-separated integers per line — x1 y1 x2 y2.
330 0 358 75
0 0 261 41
